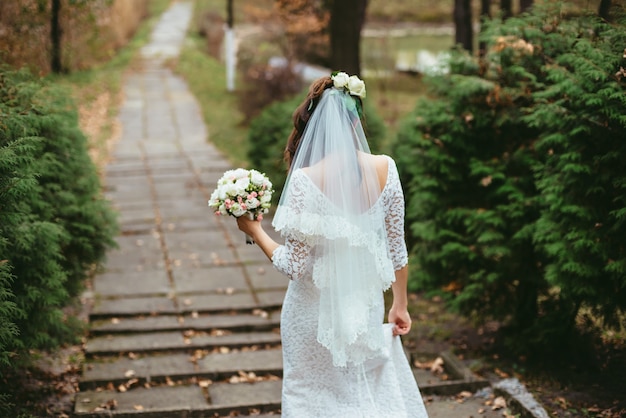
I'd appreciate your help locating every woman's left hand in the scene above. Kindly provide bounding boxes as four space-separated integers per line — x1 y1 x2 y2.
388 305 412 336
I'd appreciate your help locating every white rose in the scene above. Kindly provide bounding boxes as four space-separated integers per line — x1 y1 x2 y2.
332 72 349 89
219 170 235 185
218 203 228 216
224 183 241 198
208 190 219 207
260 193 271 204
235 177 250 192
347 75 366 98
232 168 249 179
230 203 246 217
218 186 228 200
250 170 265 187
246 197 259 209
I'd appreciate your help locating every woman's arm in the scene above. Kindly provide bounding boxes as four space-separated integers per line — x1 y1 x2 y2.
388 265 411 336
236 216 279 261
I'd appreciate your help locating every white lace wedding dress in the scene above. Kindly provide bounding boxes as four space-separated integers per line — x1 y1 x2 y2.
271 156 429 418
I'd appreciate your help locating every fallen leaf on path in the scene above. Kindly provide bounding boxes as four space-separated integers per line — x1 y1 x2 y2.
210 329 231 336
492 396 507 410
252 309 269 318
430 357 445 374
124 369 135 378
133 405 144 411
198 379 212 388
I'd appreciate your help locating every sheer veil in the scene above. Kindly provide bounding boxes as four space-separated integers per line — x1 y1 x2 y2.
272 85 397 367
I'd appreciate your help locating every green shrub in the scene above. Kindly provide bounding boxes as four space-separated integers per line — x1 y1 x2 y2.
0 67 117 364
247 89 386 202
393 7 626 352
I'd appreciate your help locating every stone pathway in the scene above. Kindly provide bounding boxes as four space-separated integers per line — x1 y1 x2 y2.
73 2 513 417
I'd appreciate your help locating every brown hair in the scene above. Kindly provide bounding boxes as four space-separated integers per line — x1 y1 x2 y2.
283 76 334 168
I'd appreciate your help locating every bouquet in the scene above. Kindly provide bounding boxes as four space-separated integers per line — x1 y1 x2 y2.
208 168 273 244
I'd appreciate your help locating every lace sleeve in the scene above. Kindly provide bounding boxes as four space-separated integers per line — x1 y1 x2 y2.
271 236 312 280
384 158 409 270
271 170 315 280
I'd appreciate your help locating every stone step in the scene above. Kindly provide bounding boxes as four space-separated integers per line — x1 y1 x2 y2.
81 349 283 389
85 330 282 357
89 291 285 320
74 380 282 417
90 311 281 335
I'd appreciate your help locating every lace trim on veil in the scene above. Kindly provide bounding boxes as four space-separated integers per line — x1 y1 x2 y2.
273 170 396 367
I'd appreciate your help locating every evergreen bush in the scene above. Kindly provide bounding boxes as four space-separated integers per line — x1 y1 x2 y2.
0 67 117 365
248 89 386 202
393 7 626 351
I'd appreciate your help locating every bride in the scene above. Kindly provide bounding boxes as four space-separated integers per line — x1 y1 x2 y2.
236 72 429 418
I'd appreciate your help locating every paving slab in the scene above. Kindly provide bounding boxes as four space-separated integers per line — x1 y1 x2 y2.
164 230 227 253
94 270 171 297
189 331 282 349
245 265 289 290
86 332 185 355
74 385 208 416
86 331 282 356
100 255 166 274
90 310 279 335
157 218 221 234
180 311 281 331
82 353 195 388
113 234 162 254
172 266 249 293
256 290 287 308
424 394 504 418
198 348 282 376
91 315 182 334
82 349 283 390
176 292 257 313
209 380 282 413
91 296 178 318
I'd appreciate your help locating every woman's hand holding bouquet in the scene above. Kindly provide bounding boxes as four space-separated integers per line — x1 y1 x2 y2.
208 168 273 244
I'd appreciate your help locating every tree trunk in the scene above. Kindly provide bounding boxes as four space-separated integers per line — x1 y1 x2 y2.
500 0 513 19
50 0 62 73
330 0 367 76
479 0 490 56
599 0 612 21
520 0 533 13
454 0 473 53
226 0 234 28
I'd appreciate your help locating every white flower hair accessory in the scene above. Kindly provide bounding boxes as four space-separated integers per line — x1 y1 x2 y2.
331 71 366 98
